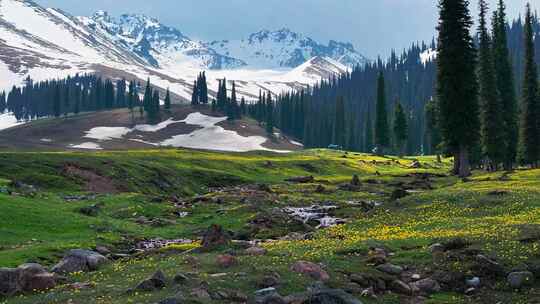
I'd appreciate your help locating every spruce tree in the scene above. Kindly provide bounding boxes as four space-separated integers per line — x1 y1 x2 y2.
365 110 374 153
493 0 518 170
436 0 479 177
519 4 540 167
53 84 61 118
333 96 346 147
393 101 408 156
164 88 171 110
143 78 152 116
265 92 274 135
375 72 389 154
191 80 198 106
478 0 504 170
425 98 441 156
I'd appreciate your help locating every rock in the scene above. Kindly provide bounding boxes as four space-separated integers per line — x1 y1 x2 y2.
201 224 231 250
351 174 361 186
0 263 57 296
409 160 422 169
344 282 363 294
285 176 315 183
173 273 189 284
246 246 267 256
52 249 108 274
191 287 211 299
442 238 470 251
390 280 412 295
507 271 534 289
410 278 441 294
464 287 476 295
95 245 111 255
291 261 330 281
428 243 445 253
411 274 421 280
79 204 101 217
303 288 364 304
67 282 95 290
22 273 56 292
366 248 387 265
255 287 285 304
257 272 281 288
257 184 273 193
375 263 403 275
315 185 326 193
390 189 409 200
135 270 167 292
216 254 237 268
349 274 369 287
0 268 21 296
466 277 481 288
475 254 505 277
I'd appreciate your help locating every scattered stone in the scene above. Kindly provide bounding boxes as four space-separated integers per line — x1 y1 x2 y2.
464 287 476 295
466 277 481 288
255 287 285 304
136 238 194 251
315 185 326 193
291 261 330 281
216 254 237 268
257 272 281 288
428 243 445 253
257 184 273 193
366 248 388 265
63 194 97 202
201 224 231 250
442 238 470 251
350 274 369 287
67 282 95 290
409 160 422 169
95 245 111 255
173 273 189 285
0 263 57 296
135 270 167 292
390 188 409 200
411 274 421 280
410 278 441 294
304 288 364 304
245 246 267 256
344 282 363 294
285 176 315 183
507 271 534 289
376 263 403 275
79 204 101 217
351 174 361 186
475 254 505 277
52 249 108 274
390 280 412 295
191 287 211 299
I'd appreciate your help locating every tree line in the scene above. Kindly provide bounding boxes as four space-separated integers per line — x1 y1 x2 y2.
1 74 172 123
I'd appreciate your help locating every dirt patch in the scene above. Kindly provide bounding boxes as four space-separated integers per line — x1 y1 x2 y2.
62 164 118 193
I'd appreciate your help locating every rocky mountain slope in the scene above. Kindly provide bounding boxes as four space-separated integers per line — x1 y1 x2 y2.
0 0 368 103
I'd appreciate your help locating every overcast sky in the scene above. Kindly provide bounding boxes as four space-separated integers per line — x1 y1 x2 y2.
35 0 537 59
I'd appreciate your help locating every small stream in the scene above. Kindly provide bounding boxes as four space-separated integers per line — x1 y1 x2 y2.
283 205 345 228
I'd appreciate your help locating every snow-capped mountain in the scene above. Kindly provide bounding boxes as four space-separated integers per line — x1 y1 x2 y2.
0 0 367 103
82 11 246 70
206 28 369 69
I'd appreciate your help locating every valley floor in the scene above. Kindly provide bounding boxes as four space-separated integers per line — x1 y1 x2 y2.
0 149 539 303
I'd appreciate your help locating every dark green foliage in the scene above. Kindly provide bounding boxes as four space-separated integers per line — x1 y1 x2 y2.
393 101 408 155
424 98 441 155
375 72 390 151
265 92 274 135
227 81 240 121
436 0 479 176
493 0 518 170
164 88 171 110
519 4 540 167
365 110 374 153
333 96 346 147
478 0 504 169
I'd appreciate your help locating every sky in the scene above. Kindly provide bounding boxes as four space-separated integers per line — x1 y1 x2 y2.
35 0 537 59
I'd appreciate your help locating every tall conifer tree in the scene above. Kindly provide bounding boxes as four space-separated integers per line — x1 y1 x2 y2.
519 4 540 167
436 0 479 177
393 101 408 156
375 72 389 153
333 96 346 147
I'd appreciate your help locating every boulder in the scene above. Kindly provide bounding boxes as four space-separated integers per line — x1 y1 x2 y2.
79 205 101 217
351 174 361 186
466 277 481 288
291 261 330 281
216 254 237 268
410 278 441 294
390 189 409 200
375 263 404 275
390 280 412 295
52 249 108 274
302 288 364 304
257 272 281 288
201 224 230 250
245 246 267 256
255 287 286 304
349 274 369 287
475 254 505 277
507 271 534 289
0 263 57 297
173 273 189 285
135 270 167 292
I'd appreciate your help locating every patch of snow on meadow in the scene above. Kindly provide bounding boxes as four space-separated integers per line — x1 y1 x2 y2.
70 142 103 150
160 112 290 153
0 113 26 131
84 127 131 141
133 118 181 132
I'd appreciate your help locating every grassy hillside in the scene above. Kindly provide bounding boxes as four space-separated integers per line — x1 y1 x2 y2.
0 149 539 304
